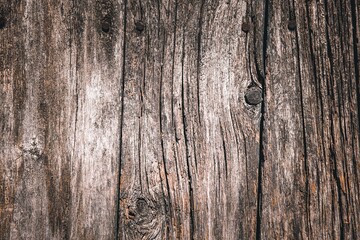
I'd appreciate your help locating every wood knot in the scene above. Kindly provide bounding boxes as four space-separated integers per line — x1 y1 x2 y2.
127 197 151 220
136 198 148 215
245 86 263 105
135 20 145 33
123 194 165 239
21 137 44 160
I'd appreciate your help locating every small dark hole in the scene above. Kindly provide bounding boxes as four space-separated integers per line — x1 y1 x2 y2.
0 16 6 29
101 21 110 33
289 10 296 20
288 19 296 31
39 101 47 113
135 21 145 32
241 22 250 33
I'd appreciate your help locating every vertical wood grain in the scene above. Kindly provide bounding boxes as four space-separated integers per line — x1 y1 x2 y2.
0 0 359 239
259 0 360 239
117 1 261 239
0 0 124 239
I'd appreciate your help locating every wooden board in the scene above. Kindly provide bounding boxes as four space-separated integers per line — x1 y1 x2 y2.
0 0 359 239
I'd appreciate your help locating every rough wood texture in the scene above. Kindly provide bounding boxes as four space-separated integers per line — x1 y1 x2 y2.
0 0 359 239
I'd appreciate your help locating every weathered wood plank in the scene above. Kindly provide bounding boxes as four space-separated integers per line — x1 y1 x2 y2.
68 0 124 239
196 1 260 239
0 0 124 239
295 0 360 238
260 0 360 239
118 0 260 239
0 0 359 239
0 1 27 238
117 0 169 239
259 1 308 238
1 1 72 239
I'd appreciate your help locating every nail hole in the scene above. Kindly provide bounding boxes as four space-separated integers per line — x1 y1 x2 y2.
101 21 110 33
245 86 263 105
288 19 296 31
135 20 145 32
288 10 296 31
0 16 6 29
289 10 296 19
241 22 250 33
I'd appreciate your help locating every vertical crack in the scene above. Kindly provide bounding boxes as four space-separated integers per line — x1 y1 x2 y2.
196 0 205 125
115 0 127 239
171 0 178 131
158 0 173 236
256 0 270 239
323 0 346 237
350 0 360 144
181 27 195 240
219 123 228 178
294 4 312 236
349 1 360 225
70 0 79 161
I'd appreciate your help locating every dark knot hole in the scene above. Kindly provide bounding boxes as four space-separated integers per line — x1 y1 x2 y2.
136 198 148 215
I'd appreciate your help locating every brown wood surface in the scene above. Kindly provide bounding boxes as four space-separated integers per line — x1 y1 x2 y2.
0 0 359 239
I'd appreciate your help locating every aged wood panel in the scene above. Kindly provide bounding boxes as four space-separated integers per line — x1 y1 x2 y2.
0 0 124 239
68 0 124 239
259 0 360 239
259 1 310 238
0 0 359 239
117 0 261 239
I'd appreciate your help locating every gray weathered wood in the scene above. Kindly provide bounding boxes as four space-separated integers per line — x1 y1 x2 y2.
0 0 359 239
0 0 124 239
